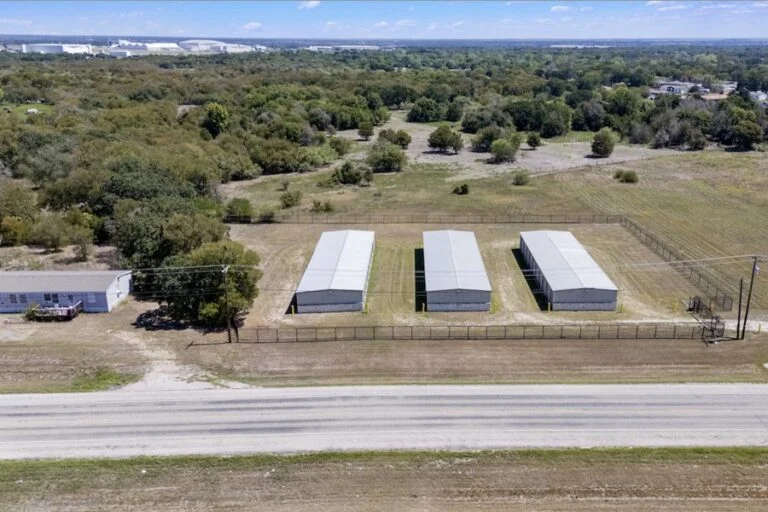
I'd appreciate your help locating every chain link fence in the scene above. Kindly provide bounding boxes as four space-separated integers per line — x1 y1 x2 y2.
225 213 623 225
237 322 714 343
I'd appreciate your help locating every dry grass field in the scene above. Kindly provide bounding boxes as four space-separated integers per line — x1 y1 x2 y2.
230 222 703 328
3 449 768 511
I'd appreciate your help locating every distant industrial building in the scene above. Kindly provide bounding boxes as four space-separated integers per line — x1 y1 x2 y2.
178 39 260 54
109 40 184 55
519 230 618 311
295 230 375 313
21 43 92 54
423 230 491 312
0 271 132 314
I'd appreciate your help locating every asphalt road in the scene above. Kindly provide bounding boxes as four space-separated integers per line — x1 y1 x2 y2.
2 384 768 459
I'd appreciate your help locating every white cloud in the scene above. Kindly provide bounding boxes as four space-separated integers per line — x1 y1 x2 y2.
700 3 736 9
243 21 262 30
373 21 389 27
426 22 438 30
0 18 32 26
646 1 663 5
395 19 416 26
119 11 144 18
535 17 553 24
579 6 593 12
550 5 572 12
561 16 573 21
658 4 688 11
325 21 338 26
451 20 465 27
752 1 768 7
298 1 320 9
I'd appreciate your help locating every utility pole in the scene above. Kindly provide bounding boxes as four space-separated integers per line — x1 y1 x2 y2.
741 257 759 340
222 265 232 344
736 278 744 340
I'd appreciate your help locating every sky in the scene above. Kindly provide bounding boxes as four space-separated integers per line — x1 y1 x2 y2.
1 1 768 40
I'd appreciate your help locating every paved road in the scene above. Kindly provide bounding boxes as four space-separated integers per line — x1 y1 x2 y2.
2 384 768 459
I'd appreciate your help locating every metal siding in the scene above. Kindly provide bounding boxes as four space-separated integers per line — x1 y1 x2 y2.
423 231 491 293
296 230 375 294
427 290 491 311
519 231 617 293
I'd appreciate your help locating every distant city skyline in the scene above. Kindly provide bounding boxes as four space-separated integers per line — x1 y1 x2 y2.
1 1 768 40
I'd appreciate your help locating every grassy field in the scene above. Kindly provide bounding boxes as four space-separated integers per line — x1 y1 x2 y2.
230 222 703 328
0 102 54 119
3 448 768 511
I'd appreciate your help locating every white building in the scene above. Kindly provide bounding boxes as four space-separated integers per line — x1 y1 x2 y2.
423 230 492 312
295 230 375 313
0 271 132 314
110 40 184 55
519 231 618 311
21 44 92 55
179 39 257 54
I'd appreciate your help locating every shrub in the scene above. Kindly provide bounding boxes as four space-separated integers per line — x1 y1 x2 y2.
279 190 302 209
70 225 93 262
226 198 254 222
328 136 353 157
357 121 374 141
527 132 541 149
452 184 470 195
614 170 639 183
686 130 707 151
491 139 519 163
512 171 530 186
28 214 71 252
257 207 276 223
591 128 616 157
629 122 652 144
471 126 504 152
311 199 335 213
366 141 407 173
280 179 290 191
428 125 463 153
0 216 32 246
407 97 443 122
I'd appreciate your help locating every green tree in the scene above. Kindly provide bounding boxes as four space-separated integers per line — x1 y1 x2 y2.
28 213 71 252
0 181 37 220
151 241 263 327
280 190 302 209
471 126 504 152
527 132 541 149
394 130 412 149
366 141 407 172
491 138 519 163
591 128 617 158
732 121 763 150
407 98 443 122
202 102 230 138
0 216 32 246
428 125 463 153
70 225 93 262
225 198 254 222
357 121 374 141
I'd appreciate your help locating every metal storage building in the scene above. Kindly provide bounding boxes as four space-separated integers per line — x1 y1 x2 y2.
0 271 132 314
296 230 375 313
519 230 618 311
423 230 492 312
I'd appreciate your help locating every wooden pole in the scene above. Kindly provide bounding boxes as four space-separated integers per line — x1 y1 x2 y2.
736 278 744 340
223 265 232 344
742 258 759 340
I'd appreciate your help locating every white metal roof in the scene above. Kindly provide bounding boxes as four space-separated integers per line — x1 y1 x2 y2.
423 230 492 292
0 271 131 294
520 231 618 292
296 230 375 293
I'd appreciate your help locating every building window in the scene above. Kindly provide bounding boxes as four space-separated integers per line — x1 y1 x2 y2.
19 294 27 304
52 293 59 303
9 294 17 304
68 294 74 303
87 293 96 303
44 293 51 302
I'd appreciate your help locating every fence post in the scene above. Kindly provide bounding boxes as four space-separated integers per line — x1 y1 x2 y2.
673 325 677 338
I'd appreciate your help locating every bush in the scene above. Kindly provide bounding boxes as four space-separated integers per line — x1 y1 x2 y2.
257 207 276 223
732 121 763 150
226 198 254 222
613 170 639 183
407 98 443 122
311 199 335 213
512 171 530 186
357 121 374 141
0 216 32 246
28 214 71 252
471 126 504 152
328 136 353 157
279 190 302 209
280 179 290 191
686 130 707 151
70 225 93 262
591 128 616 157
428 125 463 153
490 139 519 163
629 122 652 144
366 141 407 173
452 184 470 195
527 132 541 149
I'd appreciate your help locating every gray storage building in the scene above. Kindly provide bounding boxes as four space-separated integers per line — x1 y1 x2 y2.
519 230 618 311
0 270 132 314
296 230 375 313
423 230 492 312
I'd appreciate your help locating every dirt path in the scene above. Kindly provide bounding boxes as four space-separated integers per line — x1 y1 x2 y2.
112 331 251 392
